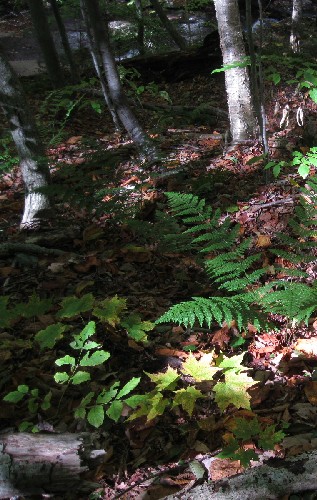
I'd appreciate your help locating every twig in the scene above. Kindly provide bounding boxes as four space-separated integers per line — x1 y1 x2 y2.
0 243 67 257
250 197 295 210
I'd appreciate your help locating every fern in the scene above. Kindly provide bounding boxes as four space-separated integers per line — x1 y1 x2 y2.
157 181 317 331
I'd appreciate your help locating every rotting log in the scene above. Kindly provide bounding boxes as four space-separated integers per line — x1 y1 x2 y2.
0 432 104 499
163 450 317 500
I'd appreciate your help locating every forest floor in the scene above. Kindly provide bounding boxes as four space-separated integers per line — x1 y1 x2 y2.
1 10 317 500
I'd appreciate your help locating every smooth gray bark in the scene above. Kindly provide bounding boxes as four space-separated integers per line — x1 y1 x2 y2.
0 48 52 229
80 0 157 160
28 0 64 88
214 0 257 143
290 0 303 52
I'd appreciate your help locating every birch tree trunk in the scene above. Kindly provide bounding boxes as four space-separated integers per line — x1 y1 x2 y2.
28 0 64 88
0 48 52 229
80 0 158 161
290 0 303 53
214 0 257 144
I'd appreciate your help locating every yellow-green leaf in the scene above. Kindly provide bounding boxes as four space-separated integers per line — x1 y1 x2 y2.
145 366 180 391
93 295 127 326
182 353 219 382
172 387 204 416
214 370 255 411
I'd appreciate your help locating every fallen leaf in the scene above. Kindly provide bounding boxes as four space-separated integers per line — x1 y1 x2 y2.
304 381 317 405
66 135 82 144
255 235 271 248
294 338 317 358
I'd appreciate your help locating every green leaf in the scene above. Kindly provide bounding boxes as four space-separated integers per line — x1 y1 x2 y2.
54 372 70 384
106 400 123 422
70 321 96 349
233 418 261 440
258 425 286 450
35 323 67 349
218 353 245 372
147 392 169 421
124 394 149 409
15 293 52 319
172 387 204 416
41 391 52 411
182 353 219 382
18 421 33 432
217 438 240 458
234 448 259 467
96 383 120 404
214 370 255 411
28 398 38 414
121 314 154 343
298 163 310 179
145 366 180 391
116 377 141 399
93 295 127 326
55 355 76 367
71 371 91 385
309 88 317 103
17 385 29 394
3 391 26 403
87 405 104 428
80 350 110 367
57 293 95 318
74 406 86 419
79 391 95 408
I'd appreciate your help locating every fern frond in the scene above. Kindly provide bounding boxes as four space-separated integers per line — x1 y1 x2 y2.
260 282 317 324
156 295 269 331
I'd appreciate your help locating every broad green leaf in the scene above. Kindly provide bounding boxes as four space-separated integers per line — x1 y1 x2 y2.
217 438 240 458
87 405 104 428
258 425 286 450
17 385 29 394
57 293 95 318
80 340 100 350
55 355 76 367
74 406 86 419
15 293 52 319
233 418 261 440
35 323 67 349
309 88 317 103
71 371 91 385
214 370 255 411
70 321 96 349
41 391 52 411
106 400 123 422
147 392 169 421
121 314 154 343
145 366 180 391
116 377 141 399
28 398 38 414
97 383 120 404
18 421 33 432
54 372 69 384
3 391 26 403
79 391 95 408
182 353 219 382
93 295 127 326
298 163 310 179
172 387 204 416
231 448 259 467
80 350 110 367
124 394 150 409
218 353 245 372
31 389 39 397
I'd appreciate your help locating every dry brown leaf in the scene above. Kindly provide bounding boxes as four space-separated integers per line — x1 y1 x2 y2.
255 235 271 248
304 381 317 405
209 458 242 481
66 135 82 144
294 337 317 357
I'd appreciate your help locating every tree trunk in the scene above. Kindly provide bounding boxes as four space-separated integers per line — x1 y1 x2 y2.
149 0 187 51
0 432 102 498
135 0 145 55
214 0 257 144
163 450 317 500
80 0 158 161
290 0 303 53
27 0 64 88
49 0 79 83
0 48 52 229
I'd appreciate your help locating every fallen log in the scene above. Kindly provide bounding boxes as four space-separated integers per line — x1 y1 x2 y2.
163 450 317 500
0 432 104 499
